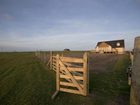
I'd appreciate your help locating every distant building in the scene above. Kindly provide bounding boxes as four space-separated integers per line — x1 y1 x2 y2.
95 39 125 54
64 48 70 51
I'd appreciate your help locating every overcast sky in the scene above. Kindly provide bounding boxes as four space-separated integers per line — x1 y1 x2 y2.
0 0 140 51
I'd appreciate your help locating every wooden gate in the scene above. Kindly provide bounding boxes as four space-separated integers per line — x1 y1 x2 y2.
51 55 57 71
55 53 88 96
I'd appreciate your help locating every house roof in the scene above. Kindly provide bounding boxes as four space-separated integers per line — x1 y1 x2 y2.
97 39 125 48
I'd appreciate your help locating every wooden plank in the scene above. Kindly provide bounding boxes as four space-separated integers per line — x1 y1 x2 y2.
60 68 83 77
52 56 56 58
60 74 83 80
53 61 56 64
53 62 56 65
60 82 84 88
59 70 72 82
56 54 60 91
52 61 56 63
87 52 89 95
72 71 83 76
47 58 51 66
60 75 72 83
53 65 56 68
53 59 56 62
60 67 83 72
60 69 66 74
63 62 73 66
51 90 59 100
52 60 57 63
53 60 56 63
63 62 82 67
60 88 82 95
59 60 83 93
52 69 56 72
63 63 82 68
60 82 76 87
53 63 56 66
60 57 83 63
53 67 56 71
83 52 88 96
52 58 57 61
53 64 56 69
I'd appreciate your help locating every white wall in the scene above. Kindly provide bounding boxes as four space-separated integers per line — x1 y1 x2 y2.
96 46 112 53
116 48 124 54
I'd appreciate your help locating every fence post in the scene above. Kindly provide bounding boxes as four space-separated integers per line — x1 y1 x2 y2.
50 51 53 70
37 51 39 58
83 52 88 96
35 51 37 57
43 52 46 63
87 52 89 95
61 52 64 57
56 54 60 91
130 36 140 105
39 51 41 59
51 53 60 100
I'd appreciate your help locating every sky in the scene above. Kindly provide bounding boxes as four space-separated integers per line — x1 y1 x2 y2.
0 0 140 51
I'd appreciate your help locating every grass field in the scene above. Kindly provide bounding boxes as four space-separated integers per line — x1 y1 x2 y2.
0 52 130 105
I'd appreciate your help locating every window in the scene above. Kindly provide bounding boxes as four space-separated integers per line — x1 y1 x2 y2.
116 42 120 46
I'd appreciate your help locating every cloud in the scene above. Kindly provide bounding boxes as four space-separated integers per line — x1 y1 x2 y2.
0 29 139 51
0 13 14 20
0 14 139 51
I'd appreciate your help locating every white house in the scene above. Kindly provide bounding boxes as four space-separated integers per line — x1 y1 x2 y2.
95 39 125 54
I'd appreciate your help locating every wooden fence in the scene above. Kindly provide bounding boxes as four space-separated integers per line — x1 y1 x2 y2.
35 51 89 98
51 55 57 71
35 51 48 64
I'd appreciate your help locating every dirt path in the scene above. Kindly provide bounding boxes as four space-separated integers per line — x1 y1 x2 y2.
88 53 130 105
89 54 123 73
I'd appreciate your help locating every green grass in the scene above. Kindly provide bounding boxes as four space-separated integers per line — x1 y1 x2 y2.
89 54 130 105
0 52 130 105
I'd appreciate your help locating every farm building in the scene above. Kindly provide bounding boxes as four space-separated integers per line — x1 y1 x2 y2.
95 39 125 54
64 48 70 51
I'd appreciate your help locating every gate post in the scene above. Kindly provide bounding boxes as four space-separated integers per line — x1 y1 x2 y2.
56 54 60 91
51 54 60 100
130 36 140 105
83 52 88 96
